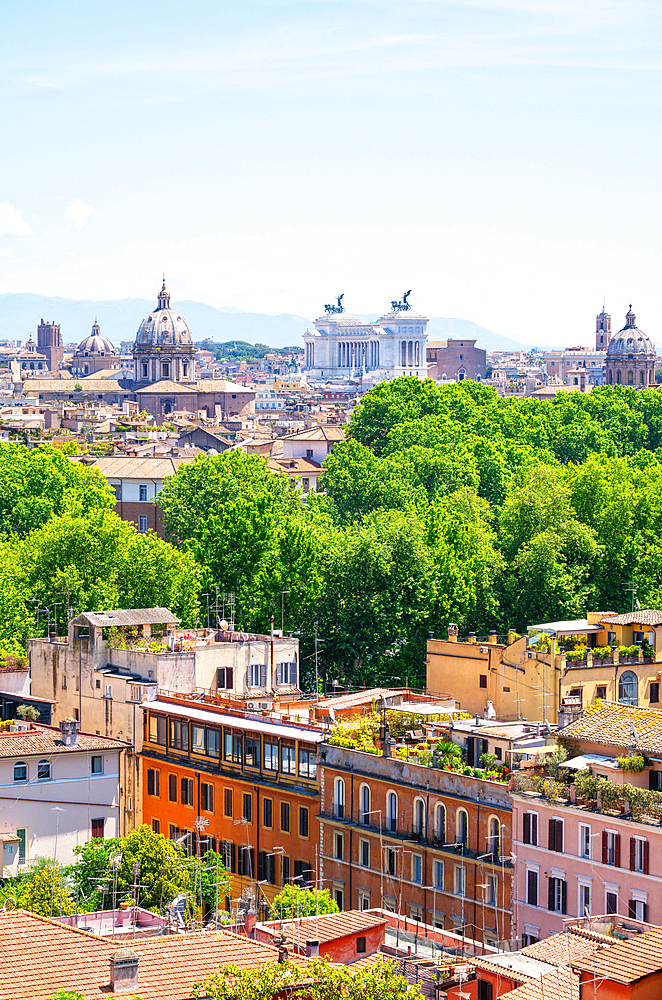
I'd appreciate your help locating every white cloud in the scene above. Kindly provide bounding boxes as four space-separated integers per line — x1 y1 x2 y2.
64 200 94 229
0 248 15 257
0 203 33 237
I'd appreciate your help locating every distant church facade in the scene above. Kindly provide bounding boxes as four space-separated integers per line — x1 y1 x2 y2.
302 293 428 381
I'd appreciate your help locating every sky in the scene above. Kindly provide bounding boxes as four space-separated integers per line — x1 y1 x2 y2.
1 0 662 347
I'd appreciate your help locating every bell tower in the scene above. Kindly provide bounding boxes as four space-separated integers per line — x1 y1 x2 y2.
596 302 611 351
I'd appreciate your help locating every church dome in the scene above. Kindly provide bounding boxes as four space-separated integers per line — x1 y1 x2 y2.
76 322 117 356
606 306 654 356
134 281 193 348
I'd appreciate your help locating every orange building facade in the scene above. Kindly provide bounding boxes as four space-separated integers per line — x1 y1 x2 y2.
318 743 513 948
140 696 323 914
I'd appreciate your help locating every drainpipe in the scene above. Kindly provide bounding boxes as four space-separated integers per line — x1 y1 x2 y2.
349 774 354 908
270 615 275 693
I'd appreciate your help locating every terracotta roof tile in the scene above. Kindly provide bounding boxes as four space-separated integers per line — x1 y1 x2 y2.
0 724 127 759
275 910 387 946
520 928 616 966
572 924 662 984
0 910 296 1000
601 610 662 626
499 966 578 1000
558 701 662 754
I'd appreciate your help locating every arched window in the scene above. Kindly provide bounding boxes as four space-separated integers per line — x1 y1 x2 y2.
628 370 634 385
414 797 425 836
13 762 27 783
617 370 622 384
387 791 398 833
37 760 51 781
334 777 345 819
488 816 500 856
618 670 638 706
457 368 466 381
360 784 370 825
640 371 645 385
457 808 468 848
608 369 613 384
434 803 446 842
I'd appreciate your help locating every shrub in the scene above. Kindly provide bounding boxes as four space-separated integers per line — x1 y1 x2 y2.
616 754 645 773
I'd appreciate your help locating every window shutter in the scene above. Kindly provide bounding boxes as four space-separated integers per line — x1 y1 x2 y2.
644 902 649 922
276 664 282 685
628 900 636 919
290 661 297 686
602 831 608 865
630 838 636 871
561 880 567 915
230 842 236 873
257 851 266 881
548 877 555 911
260 664 267 688
548 819 555 851
269 853 276 884
226 667 233 690
644 840 650 874
527 870 537 906
532 814 538 846
523 813 530 845
615 834 621 868
555 821 563 854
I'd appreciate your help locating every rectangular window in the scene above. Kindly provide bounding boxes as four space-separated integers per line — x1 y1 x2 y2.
16 829 26 863
631 837 648 874
356 936 366 954
299 806 309 838
455 866 466 897
434 859 444 890
224 788 233 817
224 730 232 761
139 484 148 501
606 891 617 915
263 798 273 828
169 719 189 752
651 682 660 704
386 848 396 875
412 854 423 884
206 729 220 758
238 846 254 877
243 792 252 822
334 832 343 860
91 755 103 775
602 831 620 867
479 675 488 689
579 883 591 917
281 855 290 886
487 875 498 906
129 685 141 702
527 869 538 907
523 812 538 846
495 746 502 760
138 515 147 532
192 725 205 754
298 746 317 779
596 685 607 700
281 801 290 832
245 736 261 768
91 818 105 840
477 982 493 1000
233 734 243 764
152 818 160 835
264 742 279 771
180 777 194 806
169 774 177 802
548 818 563 853
360 839 370 868
548 877 567 914
276 661 298 686
62 675 67 689
200 782 214 813
147 768 160 797
333 885 344 910
629 898 648 921
281 743 296 774
247 663 264 687
217 667 234 690
579 824 591 859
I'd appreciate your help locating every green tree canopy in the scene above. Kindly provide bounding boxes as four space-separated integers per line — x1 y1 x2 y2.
268 885 339 920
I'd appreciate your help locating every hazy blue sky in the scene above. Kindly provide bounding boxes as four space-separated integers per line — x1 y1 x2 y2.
1 0 661 346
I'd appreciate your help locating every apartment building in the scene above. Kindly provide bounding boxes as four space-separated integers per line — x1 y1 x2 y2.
140 695 323 913
318 742 513 949
514 702 662 942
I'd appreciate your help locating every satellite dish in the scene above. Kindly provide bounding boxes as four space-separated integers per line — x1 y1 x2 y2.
220 619 229 631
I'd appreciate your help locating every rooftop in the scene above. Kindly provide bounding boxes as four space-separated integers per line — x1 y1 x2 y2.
272 910 386 946
558 701 662 755
572 924 662 985
281 425 345 442
70 608 180 628
499 966 577 1000
316 687 405 711
91 456 193 479
0 909 297 1000
0 724 127 758
601 609 662 626
146 699 325 743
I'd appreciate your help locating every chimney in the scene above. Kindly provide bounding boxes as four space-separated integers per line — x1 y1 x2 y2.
467 632 476 644
447 623 459 643
109 949 139 993
245 906 256 937
59 718 80 747
487 630 497 645
305 940 319 958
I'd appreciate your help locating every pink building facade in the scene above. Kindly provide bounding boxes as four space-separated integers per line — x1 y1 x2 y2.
512 790 659 943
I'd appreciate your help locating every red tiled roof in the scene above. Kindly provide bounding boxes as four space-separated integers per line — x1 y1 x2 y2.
558 701 662 754
274 910 386 946
0 725 127 759
572 925 662 984
500 966 578 1000
0 910 296 1000
520 927 616 967
600 610 662 626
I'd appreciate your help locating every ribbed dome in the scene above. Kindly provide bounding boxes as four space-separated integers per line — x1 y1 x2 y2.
76 322 117 356
607 306 654 357
135 281 193 348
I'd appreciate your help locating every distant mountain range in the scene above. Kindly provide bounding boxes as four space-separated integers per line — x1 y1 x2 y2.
0 293 530 353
